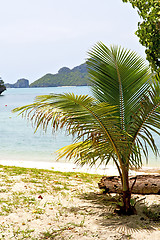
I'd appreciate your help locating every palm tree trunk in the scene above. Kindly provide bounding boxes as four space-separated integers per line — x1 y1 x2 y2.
121 165 135 215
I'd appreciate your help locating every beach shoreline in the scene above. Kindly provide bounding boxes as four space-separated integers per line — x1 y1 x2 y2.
0 159 160 176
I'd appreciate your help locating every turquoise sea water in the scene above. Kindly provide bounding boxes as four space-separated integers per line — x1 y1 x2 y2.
0 86 159 167
0 87 91 163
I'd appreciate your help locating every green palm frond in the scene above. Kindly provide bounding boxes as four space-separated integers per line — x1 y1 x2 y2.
87 42 151 127
128 73 160 164
56 140 114 167
13 93 125 165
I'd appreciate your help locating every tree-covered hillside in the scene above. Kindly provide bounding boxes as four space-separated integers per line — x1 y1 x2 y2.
30 63 89 87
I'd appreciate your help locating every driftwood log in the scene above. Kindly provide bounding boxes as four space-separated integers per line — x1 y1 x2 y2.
98 175 160 194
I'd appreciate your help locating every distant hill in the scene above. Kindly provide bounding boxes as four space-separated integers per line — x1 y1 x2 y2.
5 79 29 88
30 63 89 87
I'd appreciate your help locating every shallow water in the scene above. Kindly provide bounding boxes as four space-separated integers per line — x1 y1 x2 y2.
0 86 159 168
0 87 90 163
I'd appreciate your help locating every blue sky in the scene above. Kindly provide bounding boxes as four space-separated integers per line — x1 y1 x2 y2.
0 0 145 84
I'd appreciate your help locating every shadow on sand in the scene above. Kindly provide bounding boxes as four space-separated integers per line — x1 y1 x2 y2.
68 192 160 236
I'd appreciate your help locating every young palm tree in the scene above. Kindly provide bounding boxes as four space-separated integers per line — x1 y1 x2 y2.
13 43 160 215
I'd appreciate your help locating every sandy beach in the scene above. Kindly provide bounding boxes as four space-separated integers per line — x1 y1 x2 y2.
0 162 159 239
1 159 160 176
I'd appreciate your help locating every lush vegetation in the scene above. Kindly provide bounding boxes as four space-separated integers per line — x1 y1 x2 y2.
0 78 6 94
14 43 160 215
122 0 160 73
30 63 89 87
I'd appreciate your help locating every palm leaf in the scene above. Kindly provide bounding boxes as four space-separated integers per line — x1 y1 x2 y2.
128 73 160 164
13 93 126 166
87 42 151 128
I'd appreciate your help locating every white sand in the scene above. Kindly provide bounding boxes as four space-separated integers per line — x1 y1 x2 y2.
0 163 159 240
1 159 160 177
0 159 119 175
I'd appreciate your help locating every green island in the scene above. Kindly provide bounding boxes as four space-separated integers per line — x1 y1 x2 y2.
5 63 89 88
30 63 88 87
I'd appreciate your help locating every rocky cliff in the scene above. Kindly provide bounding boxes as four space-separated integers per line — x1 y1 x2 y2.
5 79 29 88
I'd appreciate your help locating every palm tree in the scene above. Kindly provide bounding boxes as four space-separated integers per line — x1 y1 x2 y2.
13 43 160 215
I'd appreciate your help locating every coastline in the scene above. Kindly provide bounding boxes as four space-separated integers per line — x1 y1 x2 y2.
0 159 118 175
0 159 160 176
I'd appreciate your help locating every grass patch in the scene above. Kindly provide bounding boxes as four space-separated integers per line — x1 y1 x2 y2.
0 164 102 238
0 165 101 183
0 164 158 239
39 219 85 240
13 227 35 239
143 204 160 221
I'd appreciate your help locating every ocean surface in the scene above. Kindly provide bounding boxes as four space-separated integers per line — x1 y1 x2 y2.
0 86 160 168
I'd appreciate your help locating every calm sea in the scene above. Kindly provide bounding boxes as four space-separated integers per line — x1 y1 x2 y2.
0 86 159 167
